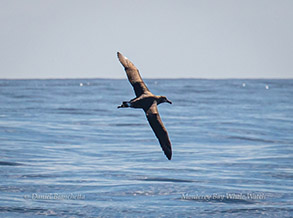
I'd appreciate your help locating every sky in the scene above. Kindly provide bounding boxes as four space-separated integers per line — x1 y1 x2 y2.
0 0 292 79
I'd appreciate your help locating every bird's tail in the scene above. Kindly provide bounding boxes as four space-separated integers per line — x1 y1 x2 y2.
117 101 131 108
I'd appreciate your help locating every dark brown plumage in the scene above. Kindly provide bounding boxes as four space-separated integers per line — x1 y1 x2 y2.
117 52 172 160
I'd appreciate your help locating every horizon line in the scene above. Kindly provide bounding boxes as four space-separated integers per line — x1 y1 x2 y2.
1 77 293 80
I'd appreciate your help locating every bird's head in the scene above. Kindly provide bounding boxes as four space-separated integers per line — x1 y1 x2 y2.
158 96 172 105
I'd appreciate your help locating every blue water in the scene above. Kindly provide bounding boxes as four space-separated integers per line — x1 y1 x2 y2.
0 79 292 217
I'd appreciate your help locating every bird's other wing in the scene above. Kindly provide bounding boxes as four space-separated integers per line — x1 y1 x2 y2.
117 52 151 97
145 102 172 160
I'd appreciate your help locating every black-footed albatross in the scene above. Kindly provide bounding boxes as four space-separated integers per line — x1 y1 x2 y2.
117 52 172 160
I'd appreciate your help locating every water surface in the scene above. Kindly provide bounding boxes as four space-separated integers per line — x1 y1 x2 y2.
0 79 292 217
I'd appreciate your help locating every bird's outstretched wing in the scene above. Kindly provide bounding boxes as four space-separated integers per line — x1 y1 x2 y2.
145 102 172 160
117 52 151 97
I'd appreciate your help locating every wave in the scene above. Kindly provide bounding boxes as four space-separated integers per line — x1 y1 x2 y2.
0 161 23 166
136 176 195 183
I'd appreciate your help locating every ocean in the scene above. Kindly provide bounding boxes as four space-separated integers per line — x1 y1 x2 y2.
0 79 292 217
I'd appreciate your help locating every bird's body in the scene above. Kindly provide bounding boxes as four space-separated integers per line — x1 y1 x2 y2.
119 95 164 109
117 52 172 160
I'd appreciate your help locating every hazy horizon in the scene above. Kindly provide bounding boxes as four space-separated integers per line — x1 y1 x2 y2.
1 0 292 79
1 77 292 80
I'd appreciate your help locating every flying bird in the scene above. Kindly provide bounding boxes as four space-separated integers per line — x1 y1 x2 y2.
117 52 172 160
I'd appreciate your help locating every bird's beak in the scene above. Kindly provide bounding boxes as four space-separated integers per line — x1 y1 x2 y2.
166 100 172 104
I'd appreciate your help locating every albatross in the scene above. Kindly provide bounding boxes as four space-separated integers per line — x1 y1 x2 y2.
117 52 172 160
